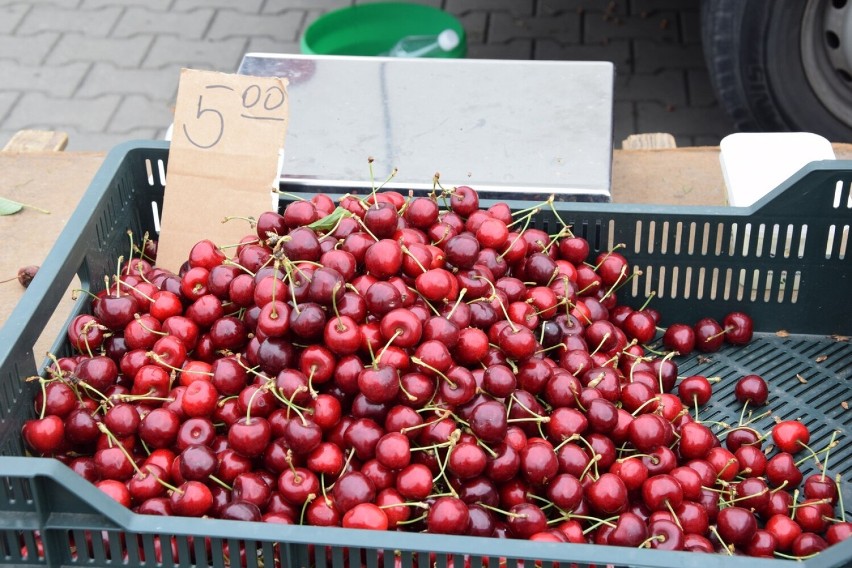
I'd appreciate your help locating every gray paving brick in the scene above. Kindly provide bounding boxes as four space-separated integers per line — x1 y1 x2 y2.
613 100 636 145
687 69 720 107
0 92 20 122
263 0 350 11
584 11 679 43
0 60 89 97
538 1 626 15
4 92 121 131
679 10 701 44
458 11 487 44
534 39 631 68
447 0 533 16
0 5 28 34
466 40 533 60
629 0 698 15
633 39 704 72
354 0 442 7
77 63 180 99
17 5 121 37
636 101 735 139
245 37 301 55
173 0 264 12
64 126 161 151
81 0 171 8
616 70 687 105
488 12 580 43
143 36 247 71
112 7 215 39
47 33 152 67
15 0 81 8
0 32 59 65
207 9 304 41
107 95 173 133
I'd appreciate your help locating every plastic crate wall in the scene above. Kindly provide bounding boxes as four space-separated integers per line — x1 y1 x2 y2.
0 141 850 568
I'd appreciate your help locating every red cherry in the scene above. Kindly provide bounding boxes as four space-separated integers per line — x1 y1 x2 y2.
677 375 713 406
662 323 695 355
717 506 757 547
342 503 388 531
772 420 810 454
723 311 754 345
735 374 769 406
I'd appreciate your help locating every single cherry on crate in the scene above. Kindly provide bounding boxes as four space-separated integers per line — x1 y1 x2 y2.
723 311 754 345
772 420 811 454
693 318 725 353
735 374 769 406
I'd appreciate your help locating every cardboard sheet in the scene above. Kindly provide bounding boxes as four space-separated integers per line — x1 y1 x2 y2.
156 69 290 271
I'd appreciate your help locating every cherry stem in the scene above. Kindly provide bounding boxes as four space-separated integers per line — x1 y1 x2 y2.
353 215 380 243
774 551 822 561
546 196 572 233
133 314 167 336
208 474 233 492
507 207 540 229
222 214 258 227
791 490 800 519
97 422 184 492
306 366 318 399
580 516 619 534
33 378 51 421
588 332 612 357
708 526 733 556
299 493 316 526
637 291 656 312
411 357 457 390
836 474 846 522
400 245 427 274
795 440 838 467
821 430 839 481
330 282 343 329
397 513 427 526
445 288 467 321
498 214 534 261
474 437 498 458
715 458 738 481
738 399 750 427
630 396 661 417
478 502 526 519
77 380 114 408
579 453 602 481
638 534 666 549
374 330 402 368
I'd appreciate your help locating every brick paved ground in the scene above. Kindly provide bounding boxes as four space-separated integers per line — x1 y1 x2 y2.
0 0 735 151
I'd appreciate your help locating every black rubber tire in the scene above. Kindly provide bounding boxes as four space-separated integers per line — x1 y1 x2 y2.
701 0 852 141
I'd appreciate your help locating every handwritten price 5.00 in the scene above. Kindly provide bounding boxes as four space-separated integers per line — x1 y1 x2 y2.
182 83 287 150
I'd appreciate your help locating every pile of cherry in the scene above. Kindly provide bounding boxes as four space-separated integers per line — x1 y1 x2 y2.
21 185 851 562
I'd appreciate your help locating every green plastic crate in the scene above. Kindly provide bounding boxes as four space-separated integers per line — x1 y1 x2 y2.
0 140 849 568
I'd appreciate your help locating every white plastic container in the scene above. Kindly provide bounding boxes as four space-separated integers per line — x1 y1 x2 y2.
720 132 836 206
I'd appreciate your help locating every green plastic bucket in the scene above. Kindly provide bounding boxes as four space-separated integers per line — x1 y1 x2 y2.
301 2 467 58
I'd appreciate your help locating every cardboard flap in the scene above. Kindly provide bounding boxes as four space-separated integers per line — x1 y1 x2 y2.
157 68 289 271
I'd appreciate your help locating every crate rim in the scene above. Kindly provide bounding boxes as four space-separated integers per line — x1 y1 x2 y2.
2 456 849 567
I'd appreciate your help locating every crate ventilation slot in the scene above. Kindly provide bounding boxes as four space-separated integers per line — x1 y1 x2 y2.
630 265 801 304
833 179 852 209
632 220 810 260
825 224 850 259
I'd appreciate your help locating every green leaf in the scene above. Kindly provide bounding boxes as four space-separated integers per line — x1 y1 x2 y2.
307 206 352 232
0 196 23 216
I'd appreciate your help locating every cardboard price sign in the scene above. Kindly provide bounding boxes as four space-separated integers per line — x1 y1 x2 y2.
157 68 290 271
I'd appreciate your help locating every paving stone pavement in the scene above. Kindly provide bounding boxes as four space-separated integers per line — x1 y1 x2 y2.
0 0 736 152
